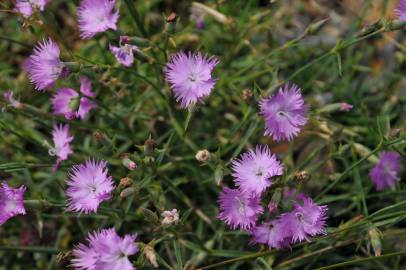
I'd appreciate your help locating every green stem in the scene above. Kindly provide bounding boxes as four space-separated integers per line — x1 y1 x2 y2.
314 250 406 270
0 246 59 254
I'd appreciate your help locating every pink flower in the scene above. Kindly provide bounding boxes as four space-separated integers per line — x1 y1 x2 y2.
0 182 26 225
15 0 51 17
77 0 119 39
231 145 283 195
369 151 401 191
395 0 406 21
24 39 65 91
50 124 73 170
3 91 22 109
109 43 139 67
218 188 263 230
72 228 138 270
165 52 219 108
66 160 114 213
340 103 353 112
52 76 96 120
259 83 308 141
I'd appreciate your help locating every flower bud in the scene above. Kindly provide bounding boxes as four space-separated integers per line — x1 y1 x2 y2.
144 245 159 267
122 157 137 170
166 12 177 34
120 187 137 198
161 209 179 226
93 131 104 141
267 201 277 213
144 137 156 156
389 128 401 139
195 149 211 162
368 228 382 256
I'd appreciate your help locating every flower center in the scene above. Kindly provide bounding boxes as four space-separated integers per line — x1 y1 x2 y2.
277 110 287 117
188 73 198 83
255 168 264 177
235 197 246 214
5 199 17 212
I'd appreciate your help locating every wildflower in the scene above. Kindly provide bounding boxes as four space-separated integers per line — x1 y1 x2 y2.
66 159 114 213
165 52 219 108
52 76 97 120
15 0 50 17
0 182 26 225
161 209 180 226
369 151 401 191
50 124 73 170
250 221 290 250
195 149 211 162
190 6 206 29
24 39 66 91
72 228 138 270
340 103 353 112
278 197 327 243
3 91 22 109
259 83 308 141
395 0 406 21
77 0 119 39
231 145 283 195
109 43 139 67
218 188 263 230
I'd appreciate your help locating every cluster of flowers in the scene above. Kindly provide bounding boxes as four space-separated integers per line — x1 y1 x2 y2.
217 84 329 249
1 0 403 268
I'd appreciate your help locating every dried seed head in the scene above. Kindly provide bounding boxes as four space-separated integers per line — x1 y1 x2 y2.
195 149 211 162
144 245 159 267
119 177 133 189
242 89 253 101
144 137 156 155
389 128 401 139
93 131 104 141
120 187 137 198
294 170 310 182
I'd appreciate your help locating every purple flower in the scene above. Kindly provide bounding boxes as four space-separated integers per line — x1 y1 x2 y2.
3 91 22 109
66 160 114 213
190 6 205 29
165 52 219 108
109 43 139 67
72 228 138 270
77 0 119 39
278 197 327 243
369 151 401 191
395 0 406 21
250 221 290 250
51 124 73 170
0 182 26 225
24 39 65 91
15 0 50 17
340 103 353 112
52 76 96 120
259 83 308 141
218 187 263 230
231 145 283 195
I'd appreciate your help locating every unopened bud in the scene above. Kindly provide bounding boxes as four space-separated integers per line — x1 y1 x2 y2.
267 201 277 213
305 18 329 36
195 149 211 162
166 12 178 34
120 187 137 198
68 96 80 111
294 171 310 182
161 209 179 226
144 137 156 156
122 157 137 170
118 177 133 189
368 228 382 257
144 245 159 267
340 103 353 112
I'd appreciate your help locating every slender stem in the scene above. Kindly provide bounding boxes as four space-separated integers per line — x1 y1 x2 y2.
0 246 59 254
314 250 406 270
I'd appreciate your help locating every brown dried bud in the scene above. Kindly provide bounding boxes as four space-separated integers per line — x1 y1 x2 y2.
93 131 104 141
242 89 253 101
120 187 137 198
119 177 133 189
195 149 210 162
294 171 310 182
166 12 177 23
389 128 401 139
144 245 159 267
144 137 156 155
